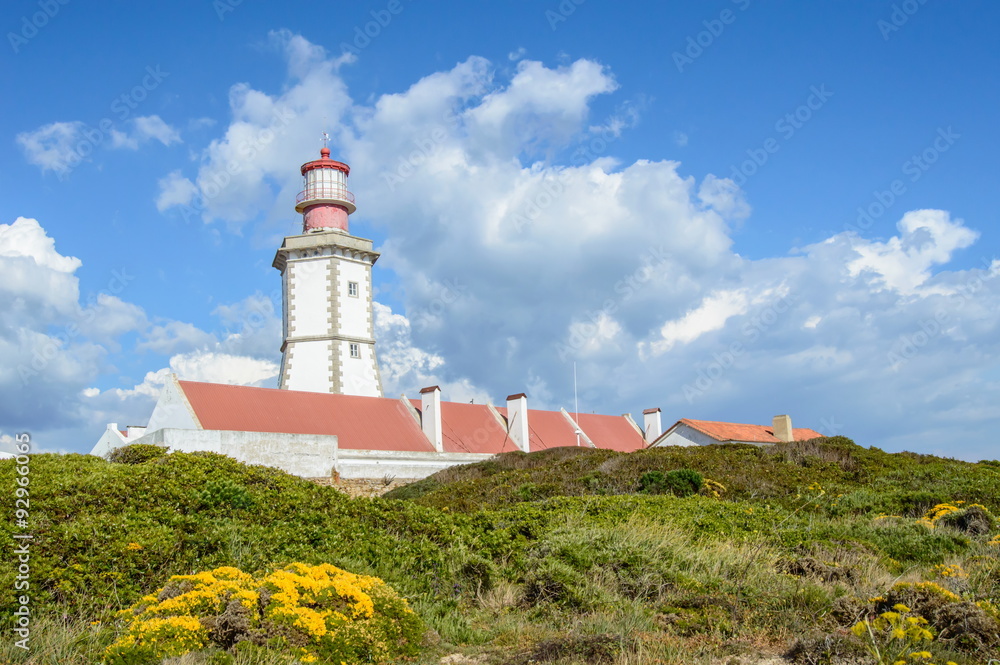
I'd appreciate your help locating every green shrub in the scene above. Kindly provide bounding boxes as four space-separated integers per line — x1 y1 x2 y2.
197 478 256 511
939 504 995 535
107 444 167 465
638 469 703 497
521 559 606 610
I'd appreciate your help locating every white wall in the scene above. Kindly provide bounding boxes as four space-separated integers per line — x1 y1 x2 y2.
655 424 772 447
134 428 339 478
340 340 380 396
106 426 492 480
146 379 199 432
655 424 716 447
90 428 127 457
335 449 494 480
287 340 334 393
337 259 371 340
287 258 331 337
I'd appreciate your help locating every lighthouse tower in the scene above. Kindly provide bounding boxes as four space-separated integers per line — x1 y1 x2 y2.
273 145 383 397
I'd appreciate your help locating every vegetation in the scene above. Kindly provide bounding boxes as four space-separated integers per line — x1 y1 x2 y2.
1 437 1000 663
105 563 422 664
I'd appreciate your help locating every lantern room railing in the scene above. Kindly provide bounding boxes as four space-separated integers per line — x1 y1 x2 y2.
296 184 355 205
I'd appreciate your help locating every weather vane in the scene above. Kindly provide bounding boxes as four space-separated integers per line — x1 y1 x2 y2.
321 131 330 148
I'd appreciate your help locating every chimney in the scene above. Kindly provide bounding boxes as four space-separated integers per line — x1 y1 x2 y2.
642 408 662 444
107 422 118 432
419 386 443 452
506 393 530 453
772 414 793 443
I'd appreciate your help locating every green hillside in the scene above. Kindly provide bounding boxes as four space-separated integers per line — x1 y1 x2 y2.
3 438 1000 664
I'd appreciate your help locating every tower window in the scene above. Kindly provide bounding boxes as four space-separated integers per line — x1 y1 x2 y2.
349 343 360 358
348 281 359 297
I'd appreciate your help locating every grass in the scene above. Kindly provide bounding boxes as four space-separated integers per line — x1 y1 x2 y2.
1 437 999 663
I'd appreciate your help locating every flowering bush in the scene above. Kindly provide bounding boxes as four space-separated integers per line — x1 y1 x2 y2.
104 563 424 664
850 604 937 665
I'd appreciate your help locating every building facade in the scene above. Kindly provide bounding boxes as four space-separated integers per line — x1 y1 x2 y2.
274 147 383 396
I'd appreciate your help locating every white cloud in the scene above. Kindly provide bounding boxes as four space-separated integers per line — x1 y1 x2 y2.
645 289 750 357
15 122 86 174
698 174 751 221
155 171 198 212
0 217 82 273
110 115 182 150
847 209 978 295
0 217 146 438
168 351 278 386
136 320 215 355
134 116 182 145
373 302 490 403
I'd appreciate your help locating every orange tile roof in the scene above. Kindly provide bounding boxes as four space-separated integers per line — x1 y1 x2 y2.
409 400 517 454
178 381 435 453
677 418 823 444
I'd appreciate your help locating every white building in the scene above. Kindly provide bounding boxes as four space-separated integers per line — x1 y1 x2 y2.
651 414 822 447
94 375 649 479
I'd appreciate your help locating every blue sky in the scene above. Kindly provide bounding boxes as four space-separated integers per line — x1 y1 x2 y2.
2 1 998 459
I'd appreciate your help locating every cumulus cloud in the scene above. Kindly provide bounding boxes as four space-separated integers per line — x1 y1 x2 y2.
374 302 492 404
0 217 133 435
0 216 288 452
847 209 979 296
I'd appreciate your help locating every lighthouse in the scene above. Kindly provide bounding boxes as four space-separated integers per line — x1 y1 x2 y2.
272 145 384 397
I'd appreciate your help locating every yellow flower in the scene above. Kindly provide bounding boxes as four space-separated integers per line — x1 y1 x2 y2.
892 603 910 613
125 542 144 551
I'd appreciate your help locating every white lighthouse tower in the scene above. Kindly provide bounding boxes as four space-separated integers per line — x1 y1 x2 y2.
273 143 383 396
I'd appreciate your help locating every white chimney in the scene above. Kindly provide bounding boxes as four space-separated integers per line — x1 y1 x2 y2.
419 386 443 452
506 393 530 453
643 408 662 444
772 414 793 443
107 422 118 432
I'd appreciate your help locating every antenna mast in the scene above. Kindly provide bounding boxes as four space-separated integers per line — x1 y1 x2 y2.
574 362 581 446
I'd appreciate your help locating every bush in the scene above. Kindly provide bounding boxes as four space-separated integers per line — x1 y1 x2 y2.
939 504 995 535
197 478 256 511
104 563 424 664
107 444 167 465
638 469 703 497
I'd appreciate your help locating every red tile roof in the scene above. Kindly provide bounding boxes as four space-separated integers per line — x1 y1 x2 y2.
178 381 435 453
496 406 580 451
677 418 823 444
573 413 646 452
175 380 648 456
410 400 516 454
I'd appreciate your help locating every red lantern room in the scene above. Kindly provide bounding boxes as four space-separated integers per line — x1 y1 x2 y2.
294 145 356 233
